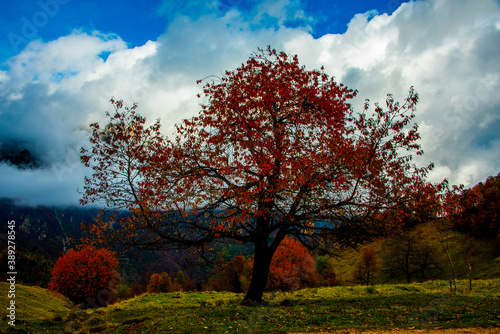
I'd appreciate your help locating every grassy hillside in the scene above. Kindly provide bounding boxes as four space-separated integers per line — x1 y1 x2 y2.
329 222 500 285
1 279 499 333
2 222 499 333
0 282 73 333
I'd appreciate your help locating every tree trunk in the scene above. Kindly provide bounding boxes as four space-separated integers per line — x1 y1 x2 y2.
467 262 473 291
405 249 411 284
242 239 274 305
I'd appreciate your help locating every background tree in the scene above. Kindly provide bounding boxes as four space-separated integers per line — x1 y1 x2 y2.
48 245 119 305
174 271 191 291
147 272 173 293
315 256 337 286
451 173 500 247
210 261 240 292
320 266 337 286
81 47 444 304
0 238 53 287
260 236 319 291
381 230 442 284
209 255 251 292
464 234 476 291
434 225 459 292
352 247 378 286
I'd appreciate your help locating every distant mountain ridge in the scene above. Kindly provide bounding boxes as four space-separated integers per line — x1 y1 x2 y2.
0 198 100 257
0 143 41 169
0 199 216 287
0 198 102 285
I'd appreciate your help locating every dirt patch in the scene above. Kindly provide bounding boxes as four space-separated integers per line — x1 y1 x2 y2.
295 328 500 334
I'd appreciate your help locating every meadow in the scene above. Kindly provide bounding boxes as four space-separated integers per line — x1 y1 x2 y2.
1 279 499 333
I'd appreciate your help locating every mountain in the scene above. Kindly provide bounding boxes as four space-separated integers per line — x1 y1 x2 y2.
0 198 101 285
0 199 220 288
0 142 41 169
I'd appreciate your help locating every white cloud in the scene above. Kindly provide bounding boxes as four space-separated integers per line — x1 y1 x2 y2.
252 0 315 30
455 159 493 186
0 162 86 207
0 70 7 83
1 0 499 205
5 31 127 93
427 165 452 184
282 0 500 188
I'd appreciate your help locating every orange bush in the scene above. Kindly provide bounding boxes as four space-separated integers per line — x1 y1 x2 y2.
147 272 173 293
48 245 119 305
260 237 319 291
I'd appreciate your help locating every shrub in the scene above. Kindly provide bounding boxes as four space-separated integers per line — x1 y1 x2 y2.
264 237 319 291
48 245 119 305
209 256 251 292
147 272 173 293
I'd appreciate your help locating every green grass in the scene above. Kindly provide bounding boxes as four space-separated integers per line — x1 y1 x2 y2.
0 282 73 333
330 222 500 284
2 279 500 333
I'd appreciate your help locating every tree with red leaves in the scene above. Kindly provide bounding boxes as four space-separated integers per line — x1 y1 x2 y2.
48 245 119 305
451 173 500 242
264 236 318 290
81 47 444 304
353 247 379 286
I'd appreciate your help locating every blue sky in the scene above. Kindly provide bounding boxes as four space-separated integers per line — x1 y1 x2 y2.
0 0 499 205
0 0 398 63
1 0 165 62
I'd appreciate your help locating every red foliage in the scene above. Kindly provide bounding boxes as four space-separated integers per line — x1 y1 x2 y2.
80 47 446 303
48 245 119 305
147 272 173 293
452 173 500 240
262 237 319 291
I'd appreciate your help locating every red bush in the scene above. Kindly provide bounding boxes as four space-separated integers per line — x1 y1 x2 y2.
48 245 119 305
258 237 319 291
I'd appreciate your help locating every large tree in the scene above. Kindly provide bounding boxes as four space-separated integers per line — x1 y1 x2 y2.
81 47 442 304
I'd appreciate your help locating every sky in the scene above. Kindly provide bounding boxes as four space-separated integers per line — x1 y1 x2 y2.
0 0 499 207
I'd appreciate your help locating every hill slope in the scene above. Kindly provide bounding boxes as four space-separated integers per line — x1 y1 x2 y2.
329 222 500 285
0 282 73 333
1 279 499 333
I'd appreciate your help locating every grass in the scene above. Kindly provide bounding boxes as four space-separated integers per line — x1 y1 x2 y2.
0 282 73 333
1 279 499 333
329 222 500 284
